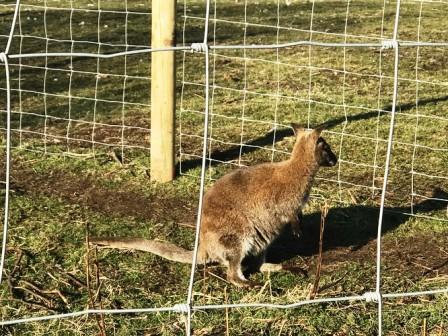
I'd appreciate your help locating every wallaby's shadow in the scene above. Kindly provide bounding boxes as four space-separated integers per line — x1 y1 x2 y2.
264 188 448 265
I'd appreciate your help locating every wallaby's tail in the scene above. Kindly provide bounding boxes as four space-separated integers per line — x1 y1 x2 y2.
90 237 202 264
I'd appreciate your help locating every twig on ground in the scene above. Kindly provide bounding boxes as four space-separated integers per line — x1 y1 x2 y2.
85 222 107 336
438 322 444 336
6 247 25 296
422 318 427 336
44 289 69 306
224 286 230 336
422 258 448 277
94 246 107 335
85 223 93 307
64 271 88 289
15 283 53 307
46 271 68 286
21 280 69 306
5 249 70 311
316 272 348 294
309 203 329 300
177 222 196 229
1 297 58 312
277 320 287 336
409 259 432 271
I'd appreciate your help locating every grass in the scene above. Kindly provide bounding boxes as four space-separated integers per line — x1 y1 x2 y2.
0 0 448 335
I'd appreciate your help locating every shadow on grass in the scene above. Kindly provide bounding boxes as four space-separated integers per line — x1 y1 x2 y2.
264 188 448 265
178 94 448 173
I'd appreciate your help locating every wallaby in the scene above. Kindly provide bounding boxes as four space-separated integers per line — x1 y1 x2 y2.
91 124 338 287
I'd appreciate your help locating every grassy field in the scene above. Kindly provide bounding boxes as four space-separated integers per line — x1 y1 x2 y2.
0 0 448 335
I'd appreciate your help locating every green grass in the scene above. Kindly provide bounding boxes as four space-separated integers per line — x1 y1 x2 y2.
0 0 447 335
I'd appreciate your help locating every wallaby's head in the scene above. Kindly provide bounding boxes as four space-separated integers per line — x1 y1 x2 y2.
291 123 338 167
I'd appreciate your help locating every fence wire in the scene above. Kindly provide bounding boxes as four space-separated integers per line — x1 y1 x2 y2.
0 0 447 335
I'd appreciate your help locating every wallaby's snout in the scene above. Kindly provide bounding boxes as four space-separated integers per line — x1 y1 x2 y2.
316 137 338 167
290 122 338 168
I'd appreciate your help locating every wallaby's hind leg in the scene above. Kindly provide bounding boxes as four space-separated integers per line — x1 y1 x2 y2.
218 233 255 287
226 251 253 287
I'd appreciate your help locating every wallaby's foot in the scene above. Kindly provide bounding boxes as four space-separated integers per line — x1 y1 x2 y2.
227 279 253 288
260 262 308 277
227 274 256 288
260 263 284 273
225 248 256 288
227 274 261 288
227 263 253 288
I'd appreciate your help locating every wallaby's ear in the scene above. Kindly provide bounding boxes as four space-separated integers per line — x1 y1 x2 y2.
312 122 327 137
291 122 304 135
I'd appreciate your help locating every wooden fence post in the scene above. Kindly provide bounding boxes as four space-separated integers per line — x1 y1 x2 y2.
150 0 176 182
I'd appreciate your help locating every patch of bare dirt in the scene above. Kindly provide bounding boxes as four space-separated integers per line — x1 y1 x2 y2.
321 234 448 279
5 162 196 225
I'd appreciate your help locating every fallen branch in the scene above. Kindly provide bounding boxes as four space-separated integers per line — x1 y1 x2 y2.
422 258 448 277
20 280 70 308
316 272 348 294
15 283 53 308
2 297 58 313
176 222 196 229
63 271 88 289
6 247 25 296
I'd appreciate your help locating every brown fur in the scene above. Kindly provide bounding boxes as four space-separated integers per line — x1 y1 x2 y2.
91 125 338 287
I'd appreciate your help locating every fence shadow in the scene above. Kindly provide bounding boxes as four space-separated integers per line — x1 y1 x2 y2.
264 188 448 265
178 94 448 174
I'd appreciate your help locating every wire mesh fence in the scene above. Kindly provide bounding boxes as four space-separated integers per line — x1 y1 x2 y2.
0 0 447 335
